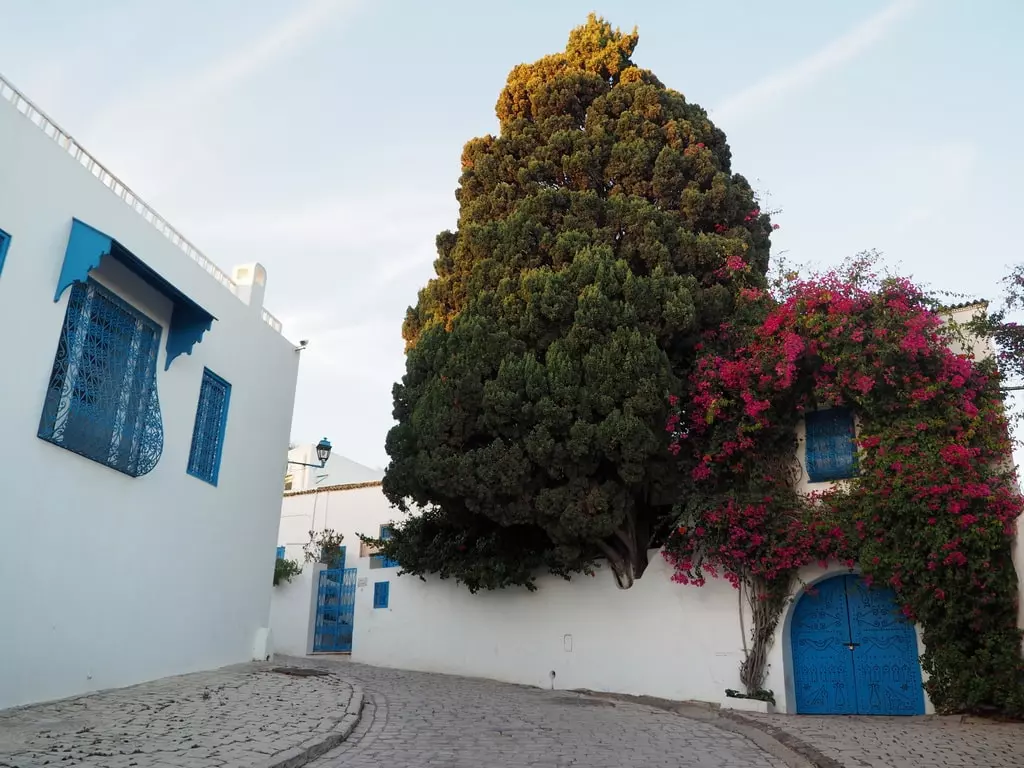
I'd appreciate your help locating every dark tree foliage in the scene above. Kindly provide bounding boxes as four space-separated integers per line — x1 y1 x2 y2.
380 15 774 590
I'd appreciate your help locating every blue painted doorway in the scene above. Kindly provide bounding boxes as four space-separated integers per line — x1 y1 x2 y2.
791 574 924 715
313 567 357 653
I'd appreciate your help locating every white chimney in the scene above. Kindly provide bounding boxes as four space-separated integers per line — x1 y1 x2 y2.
232 262 267 311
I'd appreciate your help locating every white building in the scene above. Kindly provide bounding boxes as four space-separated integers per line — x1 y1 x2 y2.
270 480 399 657
0 76 299 709
284 444 383 491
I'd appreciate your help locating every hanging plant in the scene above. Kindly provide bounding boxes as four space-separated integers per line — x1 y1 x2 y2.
273 557 303 586
303 528 345 565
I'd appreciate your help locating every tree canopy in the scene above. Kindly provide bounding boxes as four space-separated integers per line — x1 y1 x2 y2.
381 14 774 590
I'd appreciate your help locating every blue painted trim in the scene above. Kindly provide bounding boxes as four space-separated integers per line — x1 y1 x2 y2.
0 228 11 276
186 368 232 486
276 546 286 560
55 219 218 369
805 407 857 482
373 581 390 609
55 219 111 300
165 303 214 371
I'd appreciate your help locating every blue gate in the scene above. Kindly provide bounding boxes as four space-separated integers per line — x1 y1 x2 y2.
791 574 924 715
313 567 357 653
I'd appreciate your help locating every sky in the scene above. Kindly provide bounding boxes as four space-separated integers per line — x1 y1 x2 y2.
2 0 1022 470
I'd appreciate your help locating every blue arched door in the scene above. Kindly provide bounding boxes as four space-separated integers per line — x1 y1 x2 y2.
791 574 925 715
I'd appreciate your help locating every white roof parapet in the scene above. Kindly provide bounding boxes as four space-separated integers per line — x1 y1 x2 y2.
0 73 284 335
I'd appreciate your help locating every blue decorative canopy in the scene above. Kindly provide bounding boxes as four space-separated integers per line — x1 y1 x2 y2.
54 219 217 369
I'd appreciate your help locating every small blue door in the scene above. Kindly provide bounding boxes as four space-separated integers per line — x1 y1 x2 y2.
791 574 924 715
313 567 357 653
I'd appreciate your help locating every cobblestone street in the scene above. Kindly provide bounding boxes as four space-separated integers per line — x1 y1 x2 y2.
299 659 791 768
735 711 1024 768
5 657 1024 768
0 664 361 768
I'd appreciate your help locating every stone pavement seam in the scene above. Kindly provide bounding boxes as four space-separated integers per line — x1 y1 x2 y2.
716 710 842 768
263 685 365 768
573 690 821 768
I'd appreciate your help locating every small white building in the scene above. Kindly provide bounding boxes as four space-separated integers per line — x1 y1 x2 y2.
270 474 398 657
0 76 299 709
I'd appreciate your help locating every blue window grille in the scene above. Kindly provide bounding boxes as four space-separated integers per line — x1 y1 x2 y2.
276 546 286 560
0 228 10 276
806 408 857 482
187 369 231 485
373 581 390 609
38 279 164 476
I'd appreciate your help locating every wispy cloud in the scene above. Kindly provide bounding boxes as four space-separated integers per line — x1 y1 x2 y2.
82 0 361 197
712 0 920 125
184 0 358 102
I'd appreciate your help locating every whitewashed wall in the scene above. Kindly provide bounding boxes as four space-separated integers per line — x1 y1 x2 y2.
270 563 324 657
0 93 299 709
270 484 399 655
352 555 936 714
284 448 383 492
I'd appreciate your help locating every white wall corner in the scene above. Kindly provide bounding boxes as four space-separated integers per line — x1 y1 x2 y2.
252 627 273 661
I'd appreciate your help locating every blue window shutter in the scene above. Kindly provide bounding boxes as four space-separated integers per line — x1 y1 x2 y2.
373 581 390 609
806 408 857 482
335 545 347 568
38 280 164 476
0 229 10 277
187 369 231 485
379 526 398 568
276 546 285 560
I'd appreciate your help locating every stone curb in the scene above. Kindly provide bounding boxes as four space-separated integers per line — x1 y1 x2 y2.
570 690 833 768
257 685 365 768
715 709 843 768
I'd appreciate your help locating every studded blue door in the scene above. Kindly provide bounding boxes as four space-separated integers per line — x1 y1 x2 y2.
846 577 925 715
791 574 858 714
791 575 924 715
313 567 357 653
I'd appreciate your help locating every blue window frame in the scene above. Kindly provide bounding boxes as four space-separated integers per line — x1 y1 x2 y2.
0 228 11 276
372 525 399 568
38 279 164 476
276 546 286 560
806 408 857 482
187 369 231 485
373 581 390 609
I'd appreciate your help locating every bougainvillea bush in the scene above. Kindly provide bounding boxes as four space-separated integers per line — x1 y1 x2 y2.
663 256 1024 716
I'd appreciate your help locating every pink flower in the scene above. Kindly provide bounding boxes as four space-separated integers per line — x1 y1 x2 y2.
725 255 747 272
692 464 712 481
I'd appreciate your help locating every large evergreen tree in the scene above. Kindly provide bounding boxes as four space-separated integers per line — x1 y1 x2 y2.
381 15 774 590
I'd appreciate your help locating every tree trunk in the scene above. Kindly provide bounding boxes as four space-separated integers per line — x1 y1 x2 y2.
597 512 651 589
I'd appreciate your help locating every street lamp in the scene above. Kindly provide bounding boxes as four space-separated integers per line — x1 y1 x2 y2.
288 437 332 469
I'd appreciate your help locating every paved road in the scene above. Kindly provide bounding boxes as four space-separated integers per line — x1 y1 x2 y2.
0 663 360 768
301 659 789 768
740 711 1024 768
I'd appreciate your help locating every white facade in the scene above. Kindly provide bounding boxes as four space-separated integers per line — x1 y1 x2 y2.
0 79 299 709
270 483 398 655
351 555 931 714
284 446 383 492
